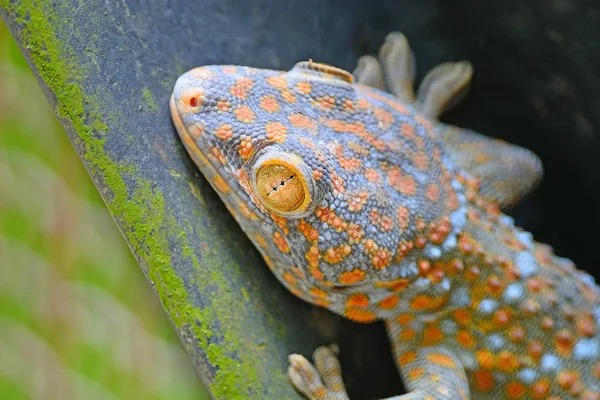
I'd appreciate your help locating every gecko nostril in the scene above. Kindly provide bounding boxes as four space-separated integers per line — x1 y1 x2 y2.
189 97 198 107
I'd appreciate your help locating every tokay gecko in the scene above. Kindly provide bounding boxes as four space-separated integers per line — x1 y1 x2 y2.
170 32 600 399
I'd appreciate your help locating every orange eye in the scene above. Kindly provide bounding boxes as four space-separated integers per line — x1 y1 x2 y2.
255 163 306 212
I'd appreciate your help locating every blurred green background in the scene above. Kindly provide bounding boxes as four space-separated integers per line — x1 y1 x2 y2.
0 20 209 400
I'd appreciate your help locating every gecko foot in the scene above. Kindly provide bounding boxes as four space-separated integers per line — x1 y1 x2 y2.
288 345 349 400
354 31 473 120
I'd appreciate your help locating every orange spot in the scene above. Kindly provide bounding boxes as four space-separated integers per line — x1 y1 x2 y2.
309 266 323 280
348 191 369 212
365 169 381 182
422 324 444 345
314 95 335 110
234 106 256 123
373 107 394 128
305 245 320 268
476 350 495 369
375 278 409 292
452 309 472 326
283 272 296 285
260 95 279 113
425 183 440 202
508 326 525 342
398 351 417 365
230 77 253 99
346 223 364 243
497 351 520 372
339 269 365 284
401 122 414 138
397 206 410 230
413 152 429 171
555 328 575 356
493 309 511 326
238 135 254 160
426 353 455 368
528 340 544 359
216 98 231 112
505 381 526 399
345 307 377 323
281 90 297 103
266 75 287 89
272 231 290 253
387 166 417 196
371 248 392 269
378 295 398 310
346 294 370 308
309 287 328 299
296 81 312 94
530 378 550 399
456 330 476 348
399 328 416 341
265 121 288 143
410 295 447 311
288 113 317 132
473 370 495 392
396 313 414 325
556 371 578 390
406 367 425 380
214 124 233 140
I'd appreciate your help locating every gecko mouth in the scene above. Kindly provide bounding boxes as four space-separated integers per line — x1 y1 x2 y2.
169 87 265 223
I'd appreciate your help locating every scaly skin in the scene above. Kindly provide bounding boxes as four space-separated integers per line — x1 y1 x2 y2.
170 32 600 399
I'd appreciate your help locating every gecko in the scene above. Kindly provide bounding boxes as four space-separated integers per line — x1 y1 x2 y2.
170 32 600 399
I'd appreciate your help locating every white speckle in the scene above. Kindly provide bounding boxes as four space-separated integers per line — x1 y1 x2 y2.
414 277 431 290
516 231 533 248
504 283 524 303
593 307 600 328
450 287 471 307
499 214 514 226
573 339 600 360
518 368 537 384
451 179 463 191
440 278 451 292
441 319 457 335
540 354 560 372
477 299 498 314
487 334 504 350
426 246 442 259
442 234 457 250
450 207 467 229
400 262 418 278
580 273 597 290
516 251 539 278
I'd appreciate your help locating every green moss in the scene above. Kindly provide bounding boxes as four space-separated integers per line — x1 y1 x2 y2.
142 87 158 110
1 0 270 398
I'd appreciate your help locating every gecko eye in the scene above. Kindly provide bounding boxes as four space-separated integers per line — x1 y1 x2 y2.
256 164 306 212
251 151 314 216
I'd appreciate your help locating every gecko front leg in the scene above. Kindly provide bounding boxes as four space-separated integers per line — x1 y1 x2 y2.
355 31 543 208
289 328 470 400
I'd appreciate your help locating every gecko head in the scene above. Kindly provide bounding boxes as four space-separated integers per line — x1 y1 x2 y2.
171 63 460 316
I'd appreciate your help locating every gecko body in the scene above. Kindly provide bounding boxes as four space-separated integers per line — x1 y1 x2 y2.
170 33 600 399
